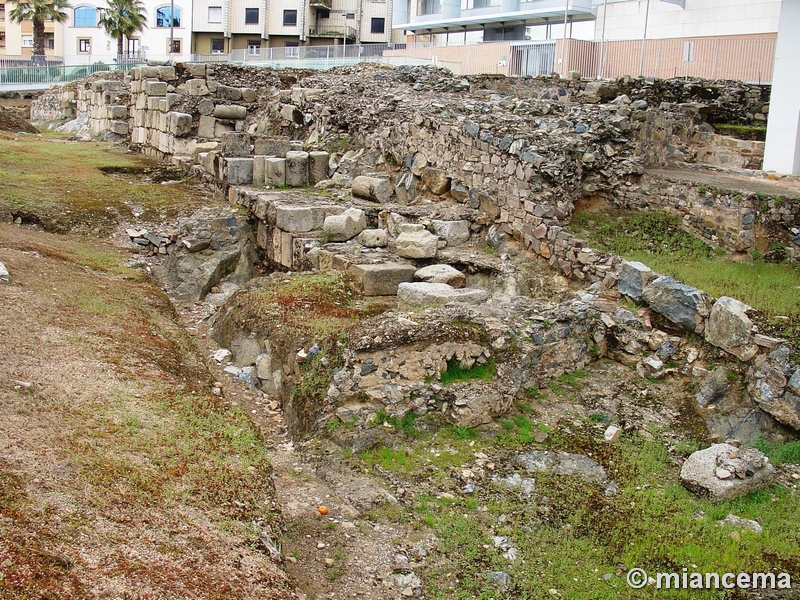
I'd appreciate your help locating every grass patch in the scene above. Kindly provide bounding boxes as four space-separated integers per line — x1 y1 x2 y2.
712 123 767 141
440 359 496 385
569 209 800 317
753 436 800 466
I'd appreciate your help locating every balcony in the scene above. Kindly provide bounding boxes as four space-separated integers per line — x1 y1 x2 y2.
309 0 332 9
309 24 356 41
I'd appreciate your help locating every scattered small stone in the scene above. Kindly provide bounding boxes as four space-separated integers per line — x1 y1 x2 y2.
603 425 621 443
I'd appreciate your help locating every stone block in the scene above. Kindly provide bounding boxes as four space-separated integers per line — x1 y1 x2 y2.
198 115 216 138
617 261 655 302
308 151 330 185
421 167 451 195
396 224 438 259
109 105 128 119
186 79 210 96
217 85 243 101
348 262 417 296
109 120 128 135
167 111 193 137
184 63 207 77
253 155 266 186
254 137 291 157
414 264 466 288
265 158 286 187
357 229 389 248
285 150 309 187
225 158 254 185
241 88 256 102
276 206 316 233
156 66 176 81
221 132 251 157
214 120 234 137
145 81 168 96
352 176 392 202
397 282 488 307
642 276 710 332
705 296 758 361
214 104 247 120
430 220 470 246
323 208 365 242
680 444 774 501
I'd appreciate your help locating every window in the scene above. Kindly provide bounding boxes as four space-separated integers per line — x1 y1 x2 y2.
417 0 440 14
244 7 258 23
370 17 384 33
46 35 55 49
282 9 296 26
167 38 181 53
247 39 260 55
73 5 96 27
210 37 224 53
284 42 299 58
156 6 180 27
207 6 221 22
127 38 140 55
345 12 354 18
22 35 33 47
78 37 91 52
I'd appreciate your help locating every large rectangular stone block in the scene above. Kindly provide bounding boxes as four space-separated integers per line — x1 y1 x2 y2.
253 155 266 186
285 151 309 187
309 151 330 185
198 115 216 138
145 81 168 96
254 136 291 157
265 157 286 187
221 131 251 157
349 263 417 296
167 112 193 137
225 158 254 185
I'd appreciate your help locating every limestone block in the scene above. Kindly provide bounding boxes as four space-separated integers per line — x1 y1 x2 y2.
156 66 176 81
618 261 656 302
323 208 366 242
186 79 210 96
109 120 128 135
184 63 207 77
109 105 128 119
680 444 774 501
348 263 417 296
145 81 168 96
308 151 330 185
197 98 215 115
241 88 256 102
214 120 234 137
214 104 247 120
414 264 466 288
216 85 243 101
167 112 193 137
265 158 286 187
276 206 316 233
253 155 266 187
642 276 711 332
198 115 216 138
225 158 254 185
254 137 291 157
221 132 251 157
397 282 488 307
357 229 388 248
705 296 758 361
430 220 470 246
396 224 438 259
285 150 309 187
421 167 451 195
352 176 392 203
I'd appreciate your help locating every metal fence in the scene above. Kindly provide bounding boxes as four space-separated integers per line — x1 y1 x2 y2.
0 62 138 87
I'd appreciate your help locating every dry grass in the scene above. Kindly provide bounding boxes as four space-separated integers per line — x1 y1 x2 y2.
0 224 292 599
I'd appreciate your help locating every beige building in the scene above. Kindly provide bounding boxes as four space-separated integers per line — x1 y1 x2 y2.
191 0 402 56
0 1 62 59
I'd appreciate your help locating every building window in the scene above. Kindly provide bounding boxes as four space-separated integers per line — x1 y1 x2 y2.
73 5 97 27
0 32 6 49
167 38 181 53
370 17 384 33
45 34 55 49
22 35 33 47
282 9 296 26
207 6 221 22
247 39 260 55
244 7 258 24
210 37 224 53
128 38 140 55
417 0 440 14
156 6 180 27
78 37 91 53
345 12 355 19
284 42 299 58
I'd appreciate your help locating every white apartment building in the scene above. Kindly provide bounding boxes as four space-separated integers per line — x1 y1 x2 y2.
593 0 781 40
191 0 401 56
0 1 62 58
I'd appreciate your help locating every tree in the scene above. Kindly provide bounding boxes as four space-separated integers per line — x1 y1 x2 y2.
8 0 71 63
98 0 147 58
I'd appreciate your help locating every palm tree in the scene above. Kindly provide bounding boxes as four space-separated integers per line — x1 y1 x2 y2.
8 0 71 63
98 0 147 58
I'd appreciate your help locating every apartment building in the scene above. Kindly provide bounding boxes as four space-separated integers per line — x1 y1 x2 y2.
191 0 401 56
0 1 61 58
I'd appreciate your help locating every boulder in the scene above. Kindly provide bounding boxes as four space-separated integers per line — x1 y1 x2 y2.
517 451 607 483
397 282 488 307
357 229 388 248
352 176 392 203
680 444 774 501
641 276 710 332
421 167 451 195
323 208 366 242
695 366 731 407
617 261 655 302
0 261 8 284
396 224 438 259
414 264 466 288
430 220 470 247
705 296 758 361
751 346 800 430
348 262 416 296
230 333 261 367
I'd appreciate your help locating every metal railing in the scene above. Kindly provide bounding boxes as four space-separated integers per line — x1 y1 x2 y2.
309 24 357 40
0 63 126 87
